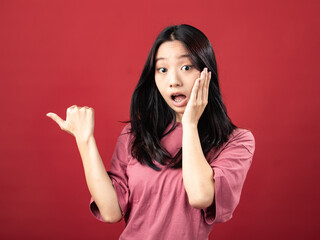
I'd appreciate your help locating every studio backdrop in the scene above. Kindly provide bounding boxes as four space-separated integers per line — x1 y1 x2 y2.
0 0 319 239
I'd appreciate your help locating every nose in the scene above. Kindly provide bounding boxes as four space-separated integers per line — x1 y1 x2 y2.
169 70 182 88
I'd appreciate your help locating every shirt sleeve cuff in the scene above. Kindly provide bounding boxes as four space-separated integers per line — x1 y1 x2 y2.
89 197 105 222
203 167 233 225
89 177 129 222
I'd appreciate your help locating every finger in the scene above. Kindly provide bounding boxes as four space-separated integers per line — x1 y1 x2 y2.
190 78 201 102
67 105 78 112
83 106 94 112
198 68 206 102
46 112 65 129
207 71 211 89
67 105 79 115
203 69 210 96
204 71 211 101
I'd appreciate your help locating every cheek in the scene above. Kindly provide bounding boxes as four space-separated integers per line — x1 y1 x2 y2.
155 79 166 97
187 76 198 92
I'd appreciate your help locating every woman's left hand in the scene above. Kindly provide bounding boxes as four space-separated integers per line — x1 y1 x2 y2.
182 68 211 126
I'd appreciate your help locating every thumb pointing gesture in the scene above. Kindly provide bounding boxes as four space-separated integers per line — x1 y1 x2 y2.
46 112 71 135
46 106 95 141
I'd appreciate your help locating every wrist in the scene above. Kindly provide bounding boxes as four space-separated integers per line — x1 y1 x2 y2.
75 134 95 145
182 122 199 137
182 121 198 129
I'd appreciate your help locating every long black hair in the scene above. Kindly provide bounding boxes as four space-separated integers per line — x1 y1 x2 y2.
130 24 236 171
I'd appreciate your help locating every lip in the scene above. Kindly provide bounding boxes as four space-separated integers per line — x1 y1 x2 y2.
170 92 188 107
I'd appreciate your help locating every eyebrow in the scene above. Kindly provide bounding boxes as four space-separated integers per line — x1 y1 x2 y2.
155 54 190 63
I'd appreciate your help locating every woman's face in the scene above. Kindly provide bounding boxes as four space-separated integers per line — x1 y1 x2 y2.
155 40 201 122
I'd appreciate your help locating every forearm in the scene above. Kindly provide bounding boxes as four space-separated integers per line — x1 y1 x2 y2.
76 136 122 222
182 123 215 209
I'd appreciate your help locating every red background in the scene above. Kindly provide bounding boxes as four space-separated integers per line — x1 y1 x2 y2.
0 0 319 239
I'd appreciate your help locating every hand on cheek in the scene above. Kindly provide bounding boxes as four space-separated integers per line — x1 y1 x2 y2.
182 68 211 126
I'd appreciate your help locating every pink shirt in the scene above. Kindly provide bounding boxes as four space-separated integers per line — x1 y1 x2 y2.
90 123 255 239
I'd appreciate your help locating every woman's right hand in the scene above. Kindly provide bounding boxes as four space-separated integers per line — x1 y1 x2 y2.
46 105 95 142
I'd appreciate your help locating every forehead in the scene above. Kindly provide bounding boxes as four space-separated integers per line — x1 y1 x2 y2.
155 40 189 60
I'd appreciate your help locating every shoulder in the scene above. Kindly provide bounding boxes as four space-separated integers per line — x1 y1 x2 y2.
227 128 255 154
208 128 255 161
120 123 132 136
116 123 133 147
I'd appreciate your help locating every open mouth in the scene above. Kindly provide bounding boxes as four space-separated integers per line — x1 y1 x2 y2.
171 94 186 102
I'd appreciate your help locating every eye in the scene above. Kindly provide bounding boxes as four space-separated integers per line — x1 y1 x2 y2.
157 67 167 73
182 65 192 71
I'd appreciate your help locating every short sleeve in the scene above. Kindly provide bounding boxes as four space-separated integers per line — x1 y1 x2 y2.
89 124 131 222
203 129 255 225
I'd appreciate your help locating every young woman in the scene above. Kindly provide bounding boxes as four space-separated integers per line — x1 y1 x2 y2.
47 24 255 239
